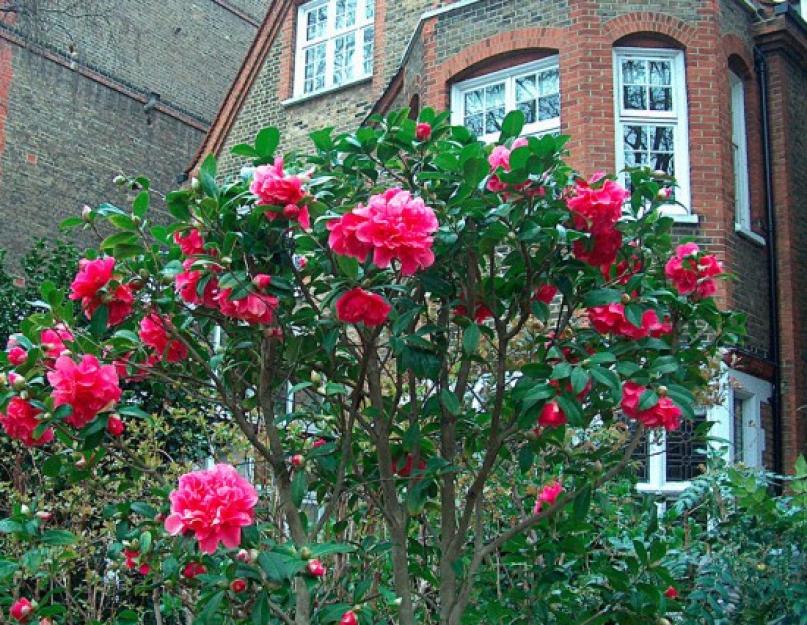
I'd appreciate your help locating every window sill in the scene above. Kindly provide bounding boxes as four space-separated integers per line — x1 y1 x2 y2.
283 76 372 107
636 481 691 495
735 224 766 246
663 212 700 225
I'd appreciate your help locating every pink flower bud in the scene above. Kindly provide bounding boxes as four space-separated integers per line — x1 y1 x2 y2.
35 511 52 522
307 559 326 577
182 562 207 579
312 438 326 449
290 454 305 468
252 274 272 290
106 415 125 437
10 599 34 623
339 610 358 625
236 549 252 563
230 578 247 593
416 122 432 141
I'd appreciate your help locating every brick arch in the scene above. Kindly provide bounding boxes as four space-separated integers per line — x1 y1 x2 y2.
721 34 754 77
602 12 697 49
429 27 567 109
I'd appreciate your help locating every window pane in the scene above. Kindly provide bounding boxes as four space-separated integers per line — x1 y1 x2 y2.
516 75 537 103
303 44 326 93
649 126 674 152
733 396 746 463
624 85 647 110
333 33 356 86
518 100 536 124
485 107 505 134
651 153 674 175
364 0 375 19
464 89 483 115
539 68 559 95
362 26 374 75
623 125 647 151
622 59 646 84
306 4 328 40
465 113 484 137
666 413 708 482
650 87 672 111
485 82 504 108
649 60 671 86
538 94 560 121
335 0 357 30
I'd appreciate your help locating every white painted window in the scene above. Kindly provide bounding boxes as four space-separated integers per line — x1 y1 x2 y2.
613 48 691 219
294 0 374 97
636 368 770 495
451 57 561 142
730 71 752 233
800 0 807 19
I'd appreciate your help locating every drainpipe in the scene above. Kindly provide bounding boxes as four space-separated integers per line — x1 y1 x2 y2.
753 46 784 479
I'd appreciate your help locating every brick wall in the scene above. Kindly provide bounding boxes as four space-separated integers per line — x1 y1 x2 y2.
0 47 202 255
0 0 269 259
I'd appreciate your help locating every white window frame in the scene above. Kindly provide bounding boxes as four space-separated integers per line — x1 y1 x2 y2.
293 0 374 98
730 71 753 235
613 47 693 222
637 367 770 496
450 57 561 143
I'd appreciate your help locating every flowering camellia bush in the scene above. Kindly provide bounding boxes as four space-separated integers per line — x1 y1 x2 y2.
0 108 744 625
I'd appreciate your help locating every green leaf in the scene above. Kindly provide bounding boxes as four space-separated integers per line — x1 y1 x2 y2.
130 502 158 518
0 559 18 579
499 110 525 142
440 389 461 415
335 255 360 280
591 366 620 392
166 190 191 221
41 529 78 545
463 324 481 355
582 289 623 308
291 470 307 508
255 127 280 158
195 590 225 625
199 154 218 199
231 143 259 158
89 305 108 338
309 542 356 557
570 367 590 395
573 485 591 521
42 455 62 478
0 519 22 533
638 390 659 411
132 190 149 219
257 551 306 582
251 592 270 625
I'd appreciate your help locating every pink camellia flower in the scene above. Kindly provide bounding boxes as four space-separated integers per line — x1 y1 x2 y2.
602 253 643 285
588 304 672 340
40 325 74 360
533 481 563 515
416 122 432 141
264 203 311 230
174 229 205 256
175 259 219 308
216 288 279 325
392 453 427 478
69 257 116 301
307 559 327 577
164 464 259 554
123 549 140 570
250 157 306 207
138 563 151 575
573 228 623 268
621 381 681 431
0 397 53 447
664 243 723 298
339 611 358 625
568 177 629 234
183 562 207 579
81 283 135 327
139 313 188 364
538 400 567 428
533 284 558 305
664 585 679 599
106 414 125 437
328 188 439 275
452 303 494 323
47 354 122 429
312 438 327 448
9 598 34 623
7 346 27 366
335 288 392 327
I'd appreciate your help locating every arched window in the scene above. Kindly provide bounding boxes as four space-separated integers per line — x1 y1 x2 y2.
450 55 560 142
729 69 751 233
613 44 692 220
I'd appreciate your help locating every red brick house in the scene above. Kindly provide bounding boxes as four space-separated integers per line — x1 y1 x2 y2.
190 0 807 488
